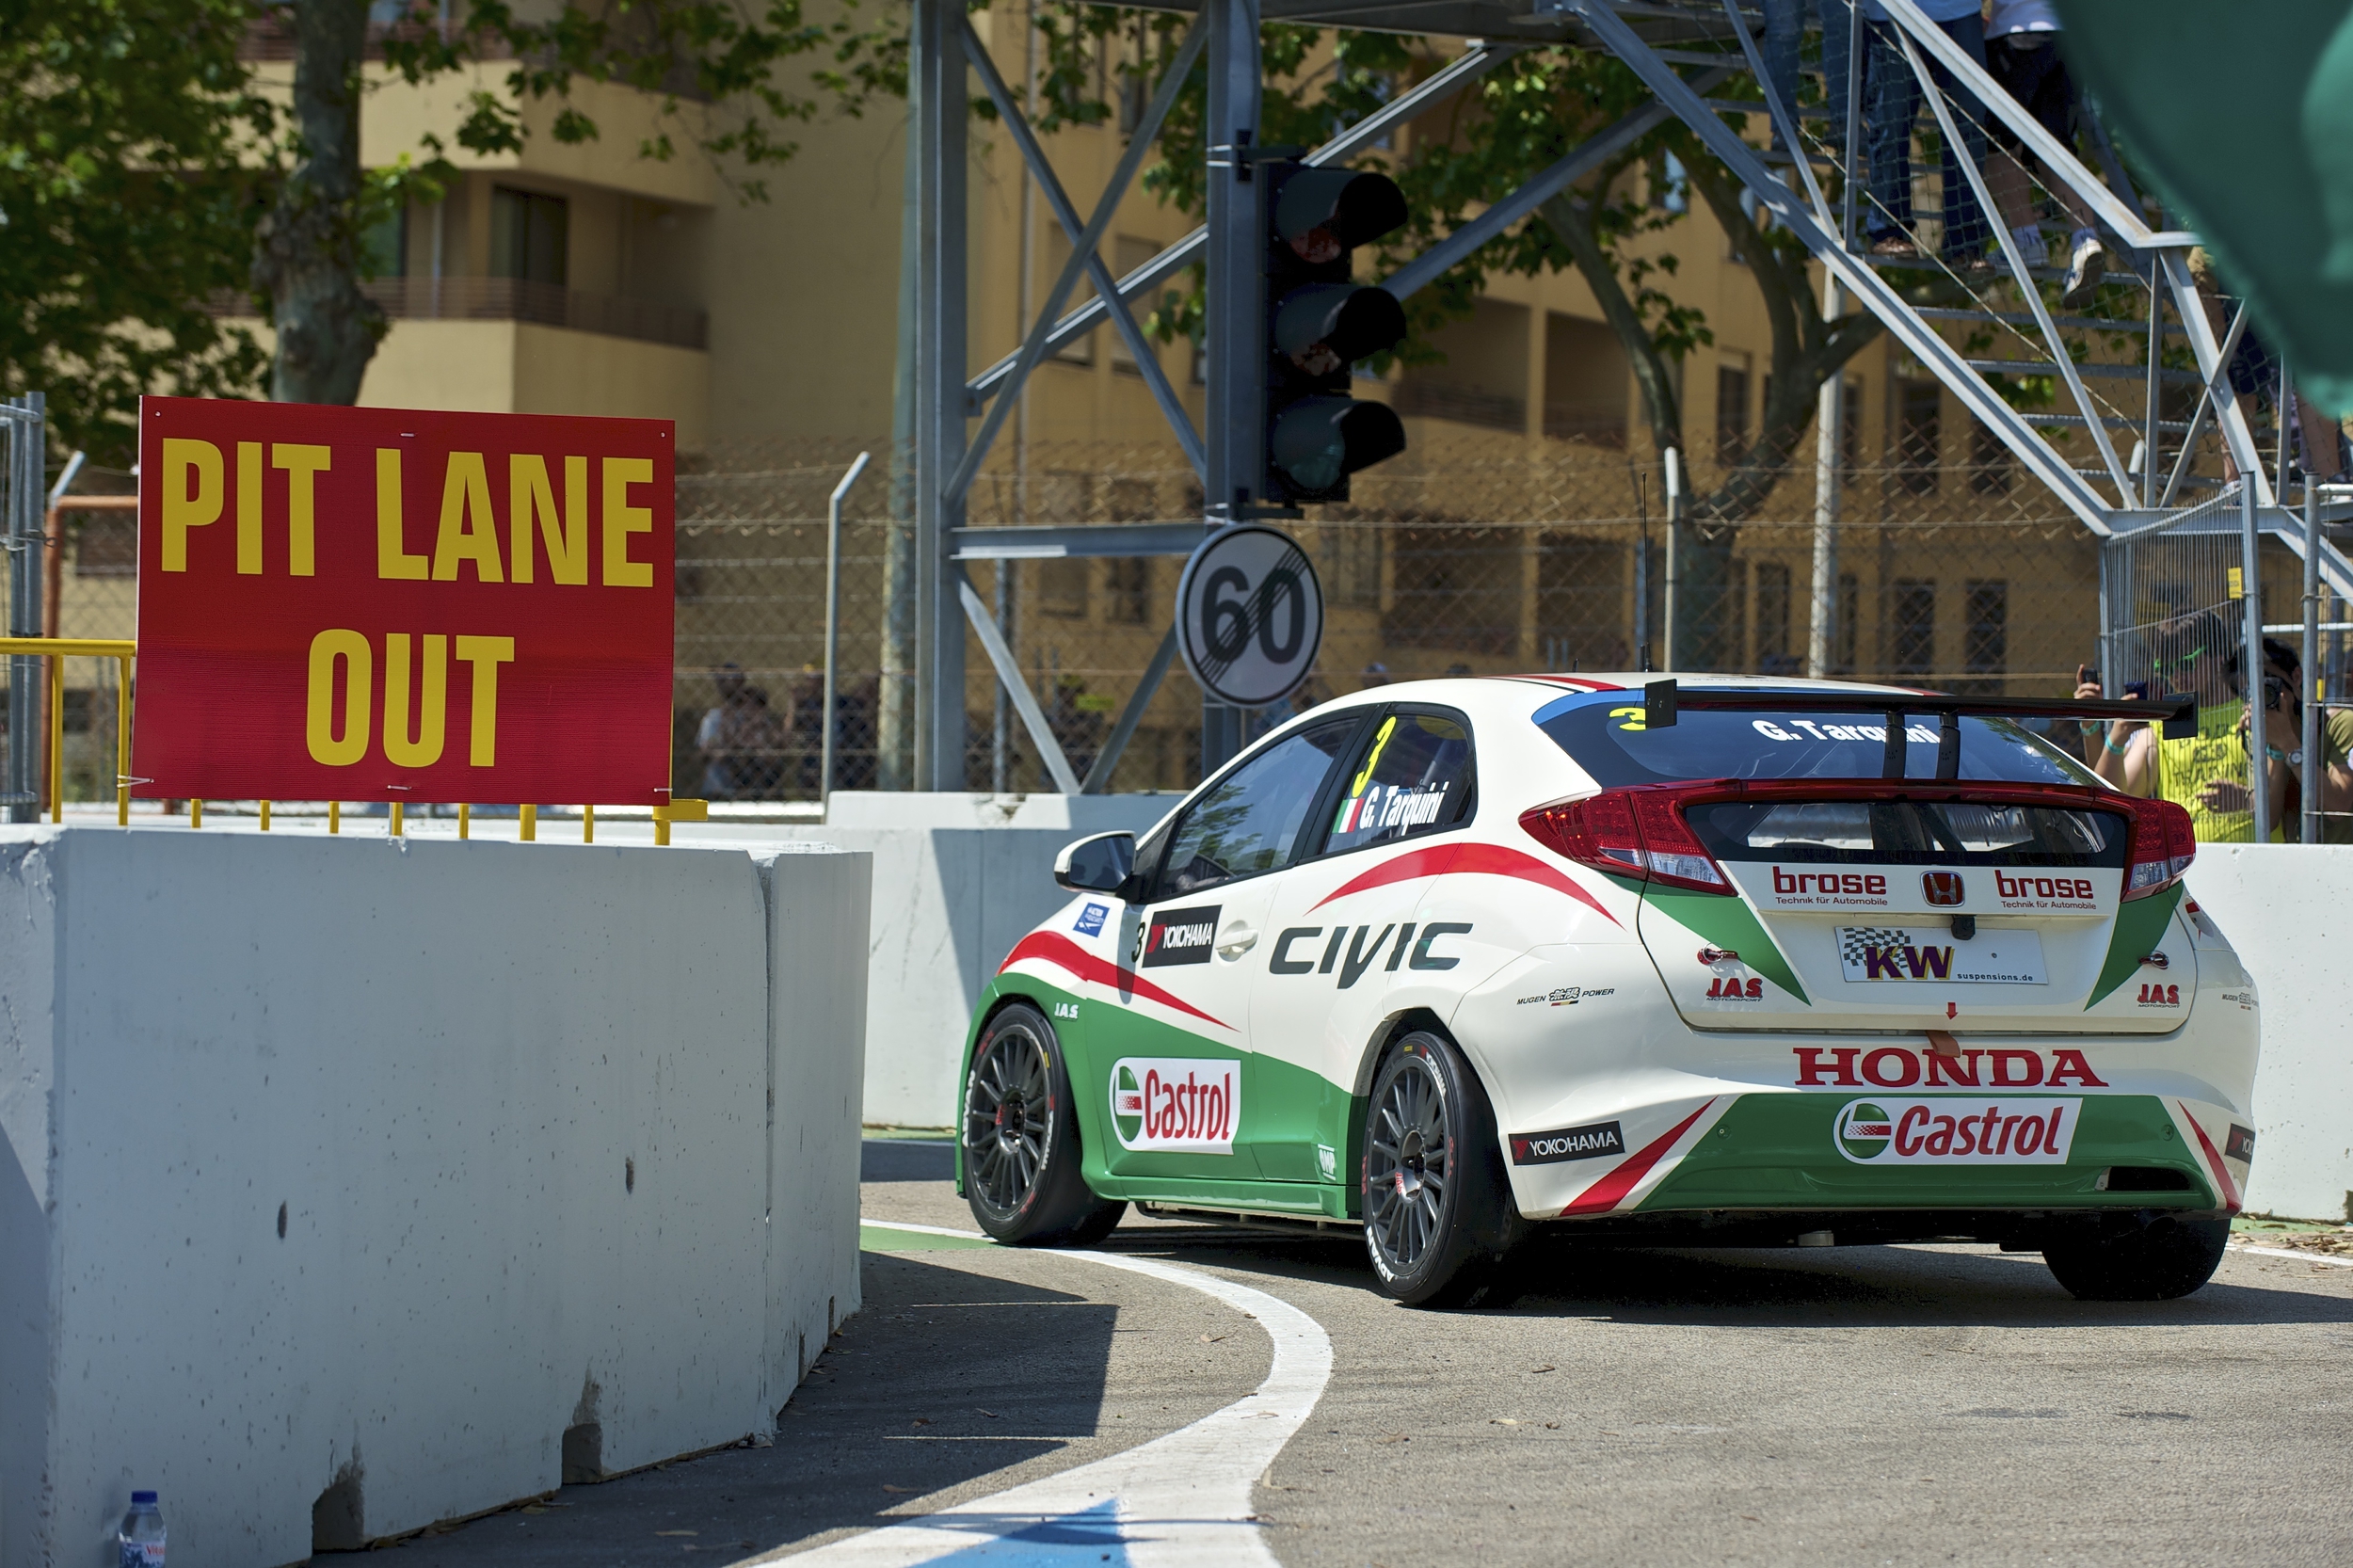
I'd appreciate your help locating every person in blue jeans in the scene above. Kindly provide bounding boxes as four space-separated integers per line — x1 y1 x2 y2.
1763 0 1855 149
1857 0 1993 272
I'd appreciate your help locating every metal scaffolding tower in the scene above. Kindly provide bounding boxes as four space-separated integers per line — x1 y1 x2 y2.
901 0 2353 793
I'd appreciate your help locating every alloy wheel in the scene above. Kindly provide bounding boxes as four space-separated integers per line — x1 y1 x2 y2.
965 1020 1054 1220
1366 1051 1451 1273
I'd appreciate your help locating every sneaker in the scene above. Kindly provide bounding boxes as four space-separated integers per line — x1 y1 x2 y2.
1869 232 1921 259
1946 250 1996 280
2009 224 2049 269
2062 227 2107 306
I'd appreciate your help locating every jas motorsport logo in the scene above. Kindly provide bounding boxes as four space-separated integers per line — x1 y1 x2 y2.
1835 1097 2081 1164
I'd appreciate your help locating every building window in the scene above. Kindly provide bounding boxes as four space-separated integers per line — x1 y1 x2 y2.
361 207 407 280
1833 570 1859 674
1893 578 1936 676
1896 380 1940 494
1969 419 2012 495
1962 579 2008 693
1753 560 1794 675
1716 362 1751 467
1047 229 1096 365
1323 524 1383 607
1039 557 1089 618
490 187 568 287
1840 376 1864 484
1105 557 1149 624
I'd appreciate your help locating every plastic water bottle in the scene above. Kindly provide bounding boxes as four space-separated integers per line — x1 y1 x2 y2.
117 1491 165 1567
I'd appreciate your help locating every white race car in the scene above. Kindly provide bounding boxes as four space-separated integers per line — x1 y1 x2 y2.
957 675 2256 1306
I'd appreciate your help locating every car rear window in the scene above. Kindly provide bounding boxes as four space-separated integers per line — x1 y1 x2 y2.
1685 799 2127 868
1534 691 2103 790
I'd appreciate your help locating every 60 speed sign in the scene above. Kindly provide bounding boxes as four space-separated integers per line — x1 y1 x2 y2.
1175 524 1323 708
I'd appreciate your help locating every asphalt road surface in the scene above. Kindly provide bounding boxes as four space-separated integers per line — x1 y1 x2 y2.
396 1139 2353 1567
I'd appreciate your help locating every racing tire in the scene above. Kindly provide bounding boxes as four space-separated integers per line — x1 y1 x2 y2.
2041 1216 2230 1301
962 1003 1126 1246
1362 1031 1526 1309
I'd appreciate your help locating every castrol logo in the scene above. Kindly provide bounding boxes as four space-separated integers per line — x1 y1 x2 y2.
1834 1097 2080 1165
1110 1058 1240 1155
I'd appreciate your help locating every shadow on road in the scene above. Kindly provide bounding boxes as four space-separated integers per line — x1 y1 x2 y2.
1092 1222 2353 1330
386 1251 1123 1566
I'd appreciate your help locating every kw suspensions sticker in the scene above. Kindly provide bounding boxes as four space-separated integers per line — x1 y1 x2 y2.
1111 1059 1240 1153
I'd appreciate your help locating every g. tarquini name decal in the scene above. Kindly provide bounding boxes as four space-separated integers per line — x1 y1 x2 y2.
1509 1120 1625 1165
1139 905 1220 968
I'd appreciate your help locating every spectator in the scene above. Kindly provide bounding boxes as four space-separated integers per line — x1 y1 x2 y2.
728 686 790 796
1859 0 1994 275
2323 702 2353 842
2073 617 2298 841
696 664 748 798
1762 0 1854 150
1980 0 2106 304
1361 662 1391 689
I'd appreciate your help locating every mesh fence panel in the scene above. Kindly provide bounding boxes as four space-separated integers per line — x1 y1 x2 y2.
666 429 2119 800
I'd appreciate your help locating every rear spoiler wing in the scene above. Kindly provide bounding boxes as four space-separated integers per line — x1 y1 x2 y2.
1633 680 2198 781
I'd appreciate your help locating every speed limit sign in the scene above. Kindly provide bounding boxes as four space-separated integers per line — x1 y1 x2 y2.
1175 524 1324 708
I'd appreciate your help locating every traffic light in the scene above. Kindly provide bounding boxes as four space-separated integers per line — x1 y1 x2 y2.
1261 165 1409 505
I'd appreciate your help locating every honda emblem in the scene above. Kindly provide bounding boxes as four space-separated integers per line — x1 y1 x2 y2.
1922 872 1965 907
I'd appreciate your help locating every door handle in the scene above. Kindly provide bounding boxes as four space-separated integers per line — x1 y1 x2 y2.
1216 921 1258 958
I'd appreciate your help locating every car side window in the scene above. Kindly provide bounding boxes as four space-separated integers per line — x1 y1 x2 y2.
1319 710 1475 856
1155 719 1359 899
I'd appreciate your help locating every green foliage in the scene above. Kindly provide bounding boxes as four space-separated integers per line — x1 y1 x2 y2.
0 0 276 464
377 0 910 203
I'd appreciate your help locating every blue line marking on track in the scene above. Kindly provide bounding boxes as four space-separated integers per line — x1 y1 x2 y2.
919 1499 1130 1563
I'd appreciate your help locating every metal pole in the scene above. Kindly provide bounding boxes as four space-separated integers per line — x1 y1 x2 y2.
1200 0 1261 777
2303 479 2323 843
821 450 872 809
7 394 42 823
2241 481 2270 843
1661 445 1683 672
1842 0 1862 253
911 0 968 792
1807 284 1843 680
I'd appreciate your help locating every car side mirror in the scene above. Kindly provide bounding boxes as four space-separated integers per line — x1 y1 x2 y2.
1054 831 1136 896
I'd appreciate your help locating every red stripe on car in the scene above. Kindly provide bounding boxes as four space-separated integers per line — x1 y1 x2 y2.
1305 840 1621 926
2179 1102 2242 1212
997 931 1231 1031
1560 1099 1717 1217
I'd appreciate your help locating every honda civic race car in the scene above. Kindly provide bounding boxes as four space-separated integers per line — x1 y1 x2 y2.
955 675 2259 1307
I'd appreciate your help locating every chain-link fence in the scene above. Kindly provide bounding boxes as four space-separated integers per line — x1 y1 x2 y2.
49 424 2335 808
666 425 2176 801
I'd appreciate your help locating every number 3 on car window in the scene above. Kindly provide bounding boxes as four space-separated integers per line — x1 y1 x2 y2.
1609 705 1647 733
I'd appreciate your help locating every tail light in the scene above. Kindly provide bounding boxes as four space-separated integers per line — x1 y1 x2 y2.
1521 784 1733 895
2123 796 2196 901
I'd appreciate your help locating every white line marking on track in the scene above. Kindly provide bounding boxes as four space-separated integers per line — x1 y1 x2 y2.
2232 1243 2353 1269
774 1223 1334 1567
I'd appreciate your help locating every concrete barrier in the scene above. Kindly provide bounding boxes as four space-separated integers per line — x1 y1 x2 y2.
0 829 868 1568
2182 845 2353 1222
782 793 1177 1128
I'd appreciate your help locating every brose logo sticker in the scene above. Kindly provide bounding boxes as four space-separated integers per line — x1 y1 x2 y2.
1834 1097 2080 1164
1111 1058 1239 1153
1140 905 1220 968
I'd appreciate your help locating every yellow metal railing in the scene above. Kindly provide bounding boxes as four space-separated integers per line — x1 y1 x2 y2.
0 638 138 826
0 637 708 841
